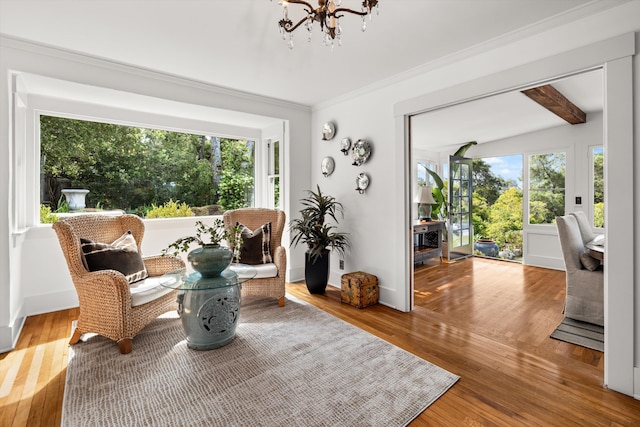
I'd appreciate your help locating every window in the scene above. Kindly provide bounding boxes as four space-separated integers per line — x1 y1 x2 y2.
528 152 566 224
472 155 523 261
416 160 438 187
39 115 256 220
592 146 604 228
267 139 281 209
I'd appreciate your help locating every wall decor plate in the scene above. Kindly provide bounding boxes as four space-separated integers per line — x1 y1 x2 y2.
322 122 336 141
355 172 370 194
352 139 371 166
340 138 351 156
321 156 335 177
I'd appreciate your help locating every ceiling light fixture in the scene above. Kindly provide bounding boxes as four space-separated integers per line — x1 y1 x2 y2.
273 0 379 49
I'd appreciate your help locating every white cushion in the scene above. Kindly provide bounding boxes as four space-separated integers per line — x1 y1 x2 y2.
589 234 604 246
252 263 278 279
129 276 175 307
229 263 278 279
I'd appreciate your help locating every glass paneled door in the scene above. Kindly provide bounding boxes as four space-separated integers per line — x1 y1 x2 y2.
448 155 473 260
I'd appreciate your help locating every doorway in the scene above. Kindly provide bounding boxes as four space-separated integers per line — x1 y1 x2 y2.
398 37 635 395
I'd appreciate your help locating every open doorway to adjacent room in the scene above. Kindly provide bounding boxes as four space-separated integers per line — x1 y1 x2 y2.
407 68 605 364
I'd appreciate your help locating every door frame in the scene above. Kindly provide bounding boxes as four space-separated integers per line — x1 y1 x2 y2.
396 33 635 396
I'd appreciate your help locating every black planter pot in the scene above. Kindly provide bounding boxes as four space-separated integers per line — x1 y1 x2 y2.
305 250 330 294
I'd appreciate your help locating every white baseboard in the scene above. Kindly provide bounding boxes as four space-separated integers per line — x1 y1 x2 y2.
287 267 305 284
24 289 78 317
634 367 640 400
0 315 26 353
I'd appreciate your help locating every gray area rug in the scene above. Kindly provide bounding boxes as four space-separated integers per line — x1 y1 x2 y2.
550 317 604 352
62 295 458 426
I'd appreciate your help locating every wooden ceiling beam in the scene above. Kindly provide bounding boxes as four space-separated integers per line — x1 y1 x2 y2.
521 84 586 125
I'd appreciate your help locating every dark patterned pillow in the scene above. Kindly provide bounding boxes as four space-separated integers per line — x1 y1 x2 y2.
235 222 272 265
80 231 148 283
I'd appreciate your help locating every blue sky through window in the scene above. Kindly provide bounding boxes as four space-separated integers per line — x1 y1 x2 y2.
482 154 523 188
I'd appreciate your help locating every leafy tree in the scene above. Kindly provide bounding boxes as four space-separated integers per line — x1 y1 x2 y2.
218 139 254 210
594 202 604 228
485 188 523 247
593 150 603 203
472 159 508 206
471 192 489 239
593 150 604 227
218 170 254 210
40 116 143 208
528 153 565 224
40 116 256 217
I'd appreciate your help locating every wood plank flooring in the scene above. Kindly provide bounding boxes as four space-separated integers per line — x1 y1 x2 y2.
2 257 639 426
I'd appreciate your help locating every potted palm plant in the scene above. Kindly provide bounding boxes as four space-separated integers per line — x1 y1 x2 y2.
290 185 350 294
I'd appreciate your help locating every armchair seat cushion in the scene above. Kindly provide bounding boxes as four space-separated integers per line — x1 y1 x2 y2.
231 263 278 279
129 276 175 307
251 263 278 279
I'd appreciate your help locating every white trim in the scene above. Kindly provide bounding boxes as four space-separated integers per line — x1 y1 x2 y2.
394 34 635 118
1 35 311 113
396 33 636 396
314 0 631 111
0 315 25 353
602 55 634 395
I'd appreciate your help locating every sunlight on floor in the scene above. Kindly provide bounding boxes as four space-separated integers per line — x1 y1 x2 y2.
0 348 26 398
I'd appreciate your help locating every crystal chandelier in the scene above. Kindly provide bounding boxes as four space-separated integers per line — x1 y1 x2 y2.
274 0 380 49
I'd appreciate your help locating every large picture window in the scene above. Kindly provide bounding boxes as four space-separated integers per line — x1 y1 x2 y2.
39 115 255 221
528 152 566 225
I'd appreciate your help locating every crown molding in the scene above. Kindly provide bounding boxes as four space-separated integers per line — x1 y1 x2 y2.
0 34 312 114
312 0 632 111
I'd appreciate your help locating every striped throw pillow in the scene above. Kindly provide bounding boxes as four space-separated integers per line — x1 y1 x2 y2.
235 222 272 265
80 231 148 283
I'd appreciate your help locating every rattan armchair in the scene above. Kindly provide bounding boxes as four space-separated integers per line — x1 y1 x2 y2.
53 214 185 354
223 208 287 307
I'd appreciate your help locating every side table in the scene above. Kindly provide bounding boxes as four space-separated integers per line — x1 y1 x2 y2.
160 265 256 350
413 220 444 264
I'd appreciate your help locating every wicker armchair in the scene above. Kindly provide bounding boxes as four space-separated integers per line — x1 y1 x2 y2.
223 208 287 307
53 214 185 354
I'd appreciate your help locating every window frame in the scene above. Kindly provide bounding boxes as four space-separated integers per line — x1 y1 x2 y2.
524 149 569 227
26 94 271 226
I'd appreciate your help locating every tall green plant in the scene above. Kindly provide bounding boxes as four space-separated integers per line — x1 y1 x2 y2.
290 185 350 263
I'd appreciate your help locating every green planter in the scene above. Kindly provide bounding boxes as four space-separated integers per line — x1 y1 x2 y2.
187 244 233 278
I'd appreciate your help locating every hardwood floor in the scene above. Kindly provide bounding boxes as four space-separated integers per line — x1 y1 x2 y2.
2 257 639 426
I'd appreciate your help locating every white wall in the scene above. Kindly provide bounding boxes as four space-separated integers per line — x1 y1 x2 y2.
312 4 639 397
1 0 639 399
0 37 312 352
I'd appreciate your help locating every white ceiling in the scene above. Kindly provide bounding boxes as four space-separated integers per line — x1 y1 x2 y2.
0 0 622 107
410 68 604 150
